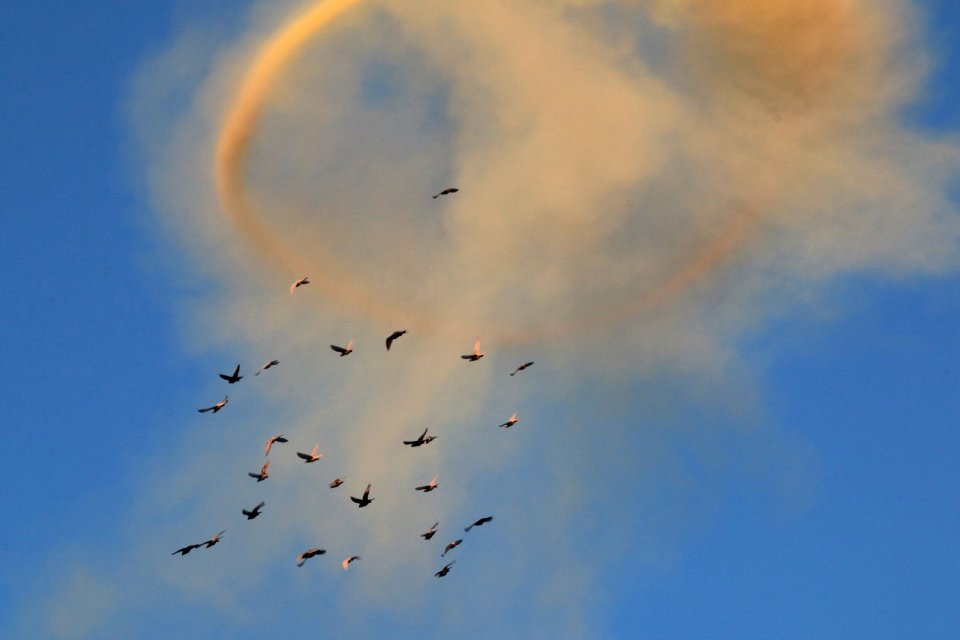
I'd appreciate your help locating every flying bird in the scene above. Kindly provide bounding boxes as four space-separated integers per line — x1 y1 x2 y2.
203 530 226 548
421 522 439 541
264 434 288 456
464 516 493 532
219 364 242 384
441 539 462 557
330 339 354 357
385 330 406 351
329 477 345 489
290 277 310 294
461 337 484 361
403 428 437 447
198 395 228 414
249 460 270 482
296 444 323 463
432 187 459 199
296 548 326 567
510 361 534 376
171 543 201 556
415 476 439 492
435 561 455 578
498 413 518 429
255 360 280 375
242 501 265 520
350 484 373 508
342 555 361 571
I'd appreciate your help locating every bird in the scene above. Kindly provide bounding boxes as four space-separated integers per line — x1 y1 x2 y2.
330 339 354 357
403 428 437 447
435 561 455 577
219 364 242 384
415 476 439 492
498 413 518 429
290 277 310 294
329 477 345 489
441 539 462 557
255 360 280 375
342 555 361 571
350 484 373 507
198 395 228 413
296 548 326 567
421 522 439 540
203 530 226 548
385 330 406 351
264 435 288 457
242 501 265 520
461 337 484 361
296 444 323 463
464 516 493 532
432 187 459 199
249 461 270 482
510 361 534 376
171 543 201 556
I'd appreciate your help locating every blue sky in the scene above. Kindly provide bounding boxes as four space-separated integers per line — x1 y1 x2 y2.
2 1 958 638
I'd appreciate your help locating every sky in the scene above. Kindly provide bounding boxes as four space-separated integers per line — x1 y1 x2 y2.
1 1 958 638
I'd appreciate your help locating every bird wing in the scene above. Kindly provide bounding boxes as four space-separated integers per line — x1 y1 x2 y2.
296 452 310 461
198 406 213 413
350 496 362 504
330 345 346 354
473 338 482 355
218 373 231 381
364 484 371 498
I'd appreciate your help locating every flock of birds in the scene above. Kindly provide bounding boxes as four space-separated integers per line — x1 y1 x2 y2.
173 188 534 579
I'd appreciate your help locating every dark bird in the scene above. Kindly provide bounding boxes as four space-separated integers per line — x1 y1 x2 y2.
264 434 288 456
296 444 323 463
342 555 361 571
441 539 462 557
435 561 455 577
415 476 439 492
432 187 459 199
461 337 484 361
219 364 242 384
329 477 345 489
403 428 437 447
498 412 518 429
242 501 265 520
350 484 373 508
330 338 354 357
198 395 229 414
171 543 201 556
464 516 493 532
255 360 280 375
421 522 439 540
290 277 310 295
249 460 270 482
203 530 226 548
296 548 326 567
510 361 534 376
385 330 407 351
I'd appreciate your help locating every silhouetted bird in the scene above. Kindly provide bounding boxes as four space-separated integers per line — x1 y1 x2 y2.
403 428 437 447
498 413 518 429
242 501 265 520
510 361 534 376
432 187 459 199
330 339 354 357
264 434 288 456
342 555 360 571
385 330 406 351
290 277 310 294
461 337 484 361
464 516 493 532
255 360 280 375
421 522 439 540
415 477 439 492
441 539 462 557
203 530 226 548
296 548 326 567
219 364 242 384
329 477 345 489
198 395 229 413
249 461 270 482
350 484 373 508
435 561 455 577
171 543 201 556
296 444 323 463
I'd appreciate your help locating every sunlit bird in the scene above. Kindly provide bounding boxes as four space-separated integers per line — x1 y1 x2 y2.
415 476 439 492
510 361 534 376
461 337 484 361
255 360 280 375
435 561 455 577
385 330 406 351
249 460 270 482
330 338 354 357
290 277 310 294
329 477 345 489
242 501 265 520
219 364 242 384
403 428 437 447
296 548 326 567
464 516 493 532
198 395 228 414
350 484 373 508
296 444 323 463
441 539 462 557
203 530 226 548
264 434 288 457
171 543 201 556
432 187 459 199
342 555 361 571
498 413 518 429
421 522 439 540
